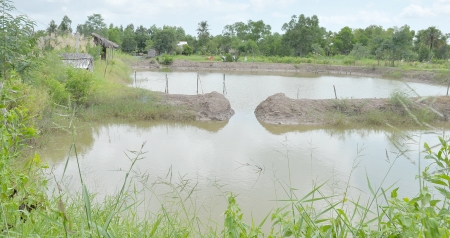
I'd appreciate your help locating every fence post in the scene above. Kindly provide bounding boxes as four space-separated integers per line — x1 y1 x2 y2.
165 74 169 93
223 74 227 95
333 85 337 99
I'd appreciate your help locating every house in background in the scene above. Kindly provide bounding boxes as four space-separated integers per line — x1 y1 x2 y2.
177 41 188 48
61 53 94 71
91 33 119 60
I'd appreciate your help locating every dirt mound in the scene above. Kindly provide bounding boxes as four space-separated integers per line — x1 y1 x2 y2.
255 93 450 125
161 91 234 121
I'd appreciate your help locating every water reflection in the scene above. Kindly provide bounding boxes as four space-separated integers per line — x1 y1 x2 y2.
39 71 450 227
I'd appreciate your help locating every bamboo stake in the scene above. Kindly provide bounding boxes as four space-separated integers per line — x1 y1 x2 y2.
333 85 337 99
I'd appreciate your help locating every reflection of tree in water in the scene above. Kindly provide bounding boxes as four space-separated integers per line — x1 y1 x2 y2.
39 119 230 165
37 123 96 164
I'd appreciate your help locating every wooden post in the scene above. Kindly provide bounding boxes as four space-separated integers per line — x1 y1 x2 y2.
223 74 227 95
333 85 337 99
197 72 199 95
447 78 450 96
165 74 168 93
134 71 136 88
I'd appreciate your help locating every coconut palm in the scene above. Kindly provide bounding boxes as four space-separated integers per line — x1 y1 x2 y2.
197 21 210 46
420 26 445 52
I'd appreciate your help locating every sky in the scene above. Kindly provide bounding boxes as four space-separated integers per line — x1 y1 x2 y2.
12 0 450 36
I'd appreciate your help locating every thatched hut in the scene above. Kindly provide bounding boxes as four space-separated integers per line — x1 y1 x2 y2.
61 53 94 71
91 33 119 60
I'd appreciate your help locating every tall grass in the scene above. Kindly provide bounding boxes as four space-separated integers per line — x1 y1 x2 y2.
3 50 450 237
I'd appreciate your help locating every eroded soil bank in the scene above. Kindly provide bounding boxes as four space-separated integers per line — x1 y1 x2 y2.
255 93 450 125
159 91 235 121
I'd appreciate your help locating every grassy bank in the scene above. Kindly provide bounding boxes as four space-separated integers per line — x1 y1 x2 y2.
173 54 450 72
79 56 191 122
326 93 449 127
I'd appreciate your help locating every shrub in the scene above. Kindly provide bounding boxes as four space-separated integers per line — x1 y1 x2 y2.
182 44 193 55
65 68 95 105
45 77 69 105
223 54 239 62
160 53 174 65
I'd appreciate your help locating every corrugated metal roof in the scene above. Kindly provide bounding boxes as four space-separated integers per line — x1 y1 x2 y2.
61 53 94 71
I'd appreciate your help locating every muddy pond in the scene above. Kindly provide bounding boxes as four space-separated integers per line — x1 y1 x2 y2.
41 70 449 225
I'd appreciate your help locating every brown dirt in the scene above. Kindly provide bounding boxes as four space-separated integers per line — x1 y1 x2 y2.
159 91 234 121
255 93 450 125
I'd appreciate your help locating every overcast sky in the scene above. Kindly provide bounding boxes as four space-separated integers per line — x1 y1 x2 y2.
13 0 450 36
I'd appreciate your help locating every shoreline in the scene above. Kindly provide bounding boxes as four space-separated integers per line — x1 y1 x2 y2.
132 59 449 85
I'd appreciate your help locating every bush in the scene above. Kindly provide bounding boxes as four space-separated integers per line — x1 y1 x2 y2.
65 68 95 105
223 54 239 62
45 77 69 105
160 53 174 65
182 44 193 55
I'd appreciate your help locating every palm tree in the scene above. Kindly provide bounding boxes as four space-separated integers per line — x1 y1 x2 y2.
197 21 210 46
421 26 444 52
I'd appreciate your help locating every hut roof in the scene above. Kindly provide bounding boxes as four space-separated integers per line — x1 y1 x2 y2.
61 53 94 71
91 33 119 49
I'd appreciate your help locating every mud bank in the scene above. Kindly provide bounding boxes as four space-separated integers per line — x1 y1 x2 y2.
159 91 234 121
255 93 450 125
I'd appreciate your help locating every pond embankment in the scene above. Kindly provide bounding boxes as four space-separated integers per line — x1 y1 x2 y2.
159 91 234 121
132 59 447 85
255 93 450 126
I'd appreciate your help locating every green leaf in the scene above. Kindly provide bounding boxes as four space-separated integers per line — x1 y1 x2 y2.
391 187 399 198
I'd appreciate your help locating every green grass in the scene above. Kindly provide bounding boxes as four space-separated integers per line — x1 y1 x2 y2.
75 54 196 122
172 54 450 72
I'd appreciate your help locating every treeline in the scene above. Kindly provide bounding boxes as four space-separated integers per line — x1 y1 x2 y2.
45 14 450 65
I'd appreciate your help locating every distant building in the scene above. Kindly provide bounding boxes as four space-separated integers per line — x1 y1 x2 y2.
177 41 188 48
147 49 156 58
61 53 94 71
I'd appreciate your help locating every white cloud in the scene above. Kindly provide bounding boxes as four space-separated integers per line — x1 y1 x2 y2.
399 0 450 19
319 10 391 26
399 4 434 18
249 0 297 11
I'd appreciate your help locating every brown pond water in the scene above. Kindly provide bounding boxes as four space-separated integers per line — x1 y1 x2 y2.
40 71 449 227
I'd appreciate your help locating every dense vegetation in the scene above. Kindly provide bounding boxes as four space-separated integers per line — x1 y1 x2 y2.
2 0 450 236
45 12 449 66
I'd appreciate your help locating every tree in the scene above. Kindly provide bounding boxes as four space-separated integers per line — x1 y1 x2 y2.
47 20 58 35
350 43 368 62
58 15 72 34
334 26 355 54
107 24 123 45
121 27 137 53
153 27 177 53
0 0 37 81
135 25 150 53
77 14 108 37
281 14 325 56
384 25 414 66
197 21 210 46
416 26 447 60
